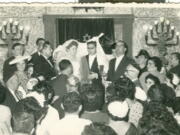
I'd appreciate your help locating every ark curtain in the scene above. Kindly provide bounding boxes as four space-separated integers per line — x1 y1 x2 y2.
57 18 115 54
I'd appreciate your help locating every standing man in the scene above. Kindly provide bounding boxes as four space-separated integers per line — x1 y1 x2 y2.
107 40 134 82
30 38 45 65
81 41 102 85
3 43 24 83
33 41 56 81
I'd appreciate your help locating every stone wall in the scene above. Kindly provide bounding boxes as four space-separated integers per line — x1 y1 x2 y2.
0 4 180 80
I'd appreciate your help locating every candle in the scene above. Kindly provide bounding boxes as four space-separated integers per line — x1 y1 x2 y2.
149 26 153 30
171 26 175 30
2 21 7 26
0 26 2 31
154 21 158 25
13 21 19 26
166 20 170 25
9 18 13 24
19 26 24 31
160 17 165 22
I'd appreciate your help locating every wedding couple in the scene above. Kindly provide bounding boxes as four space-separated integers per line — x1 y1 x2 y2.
53 33 109 85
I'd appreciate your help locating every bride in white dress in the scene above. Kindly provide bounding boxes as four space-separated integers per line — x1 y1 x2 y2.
53 33 109 81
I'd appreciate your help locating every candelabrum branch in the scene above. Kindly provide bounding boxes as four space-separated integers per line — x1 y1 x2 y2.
145 35 158 46
165 36 179 47
150 30 159 41
12 30 23 40
166 30 175 41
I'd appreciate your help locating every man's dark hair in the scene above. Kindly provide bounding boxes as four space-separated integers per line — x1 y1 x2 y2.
87 41 97 47
62 92 82 113
145 74 160 85
11 111 35 134
147 84 165 103
106 84 119 103
36 38 45 46
12 42 23 50
82 122 117 135
58 59 72 71
81 89 104 112
114 76 136 100
33 81 55 104
115 40 128 54
41 41 51 51
148 56 162 72
14 97 47 122
171 52 180 64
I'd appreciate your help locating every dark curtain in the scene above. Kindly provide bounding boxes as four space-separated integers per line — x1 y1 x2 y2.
57 18 115 54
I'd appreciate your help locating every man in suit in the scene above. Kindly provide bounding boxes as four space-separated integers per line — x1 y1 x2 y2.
33 41 56 81
107 40 134 82
81 41 102 85
124 63 142 88
30 38 45 65
3 43 24 83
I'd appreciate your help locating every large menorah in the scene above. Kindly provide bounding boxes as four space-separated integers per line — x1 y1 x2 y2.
145 17 179 57
0 18 30 57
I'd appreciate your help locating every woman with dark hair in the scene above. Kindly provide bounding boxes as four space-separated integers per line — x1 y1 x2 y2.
138 102 180 135
145 74 160 92
107 100 138 135
140 56 166 91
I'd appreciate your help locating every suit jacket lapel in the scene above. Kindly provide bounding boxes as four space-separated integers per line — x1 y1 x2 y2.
41 55 53 69
91 57 97 71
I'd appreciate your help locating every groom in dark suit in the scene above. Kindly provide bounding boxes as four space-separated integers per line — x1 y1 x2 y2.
81 41 102 85
107 40 134 82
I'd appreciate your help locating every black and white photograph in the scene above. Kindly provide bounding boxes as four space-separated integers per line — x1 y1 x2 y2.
0 0 180 135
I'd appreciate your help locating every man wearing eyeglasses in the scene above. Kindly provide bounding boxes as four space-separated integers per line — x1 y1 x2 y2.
81 41 102 85
125 64 142 88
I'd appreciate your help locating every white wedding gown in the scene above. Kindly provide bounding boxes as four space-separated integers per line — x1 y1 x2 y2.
53 34 109 81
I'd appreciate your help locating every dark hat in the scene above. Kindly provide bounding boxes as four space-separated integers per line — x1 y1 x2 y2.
136 49 150 59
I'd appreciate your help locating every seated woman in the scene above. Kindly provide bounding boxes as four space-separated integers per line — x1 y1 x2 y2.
8 55 31 99
140 56 166 92
107 100 138 135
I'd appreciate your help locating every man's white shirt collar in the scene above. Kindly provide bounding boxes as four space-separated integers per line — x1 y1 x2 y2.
115 55 124 71
88 54 96 69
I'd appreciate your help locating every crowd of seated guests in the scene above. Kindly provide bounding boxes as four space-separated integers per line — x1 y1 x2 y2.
1 37 180 135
